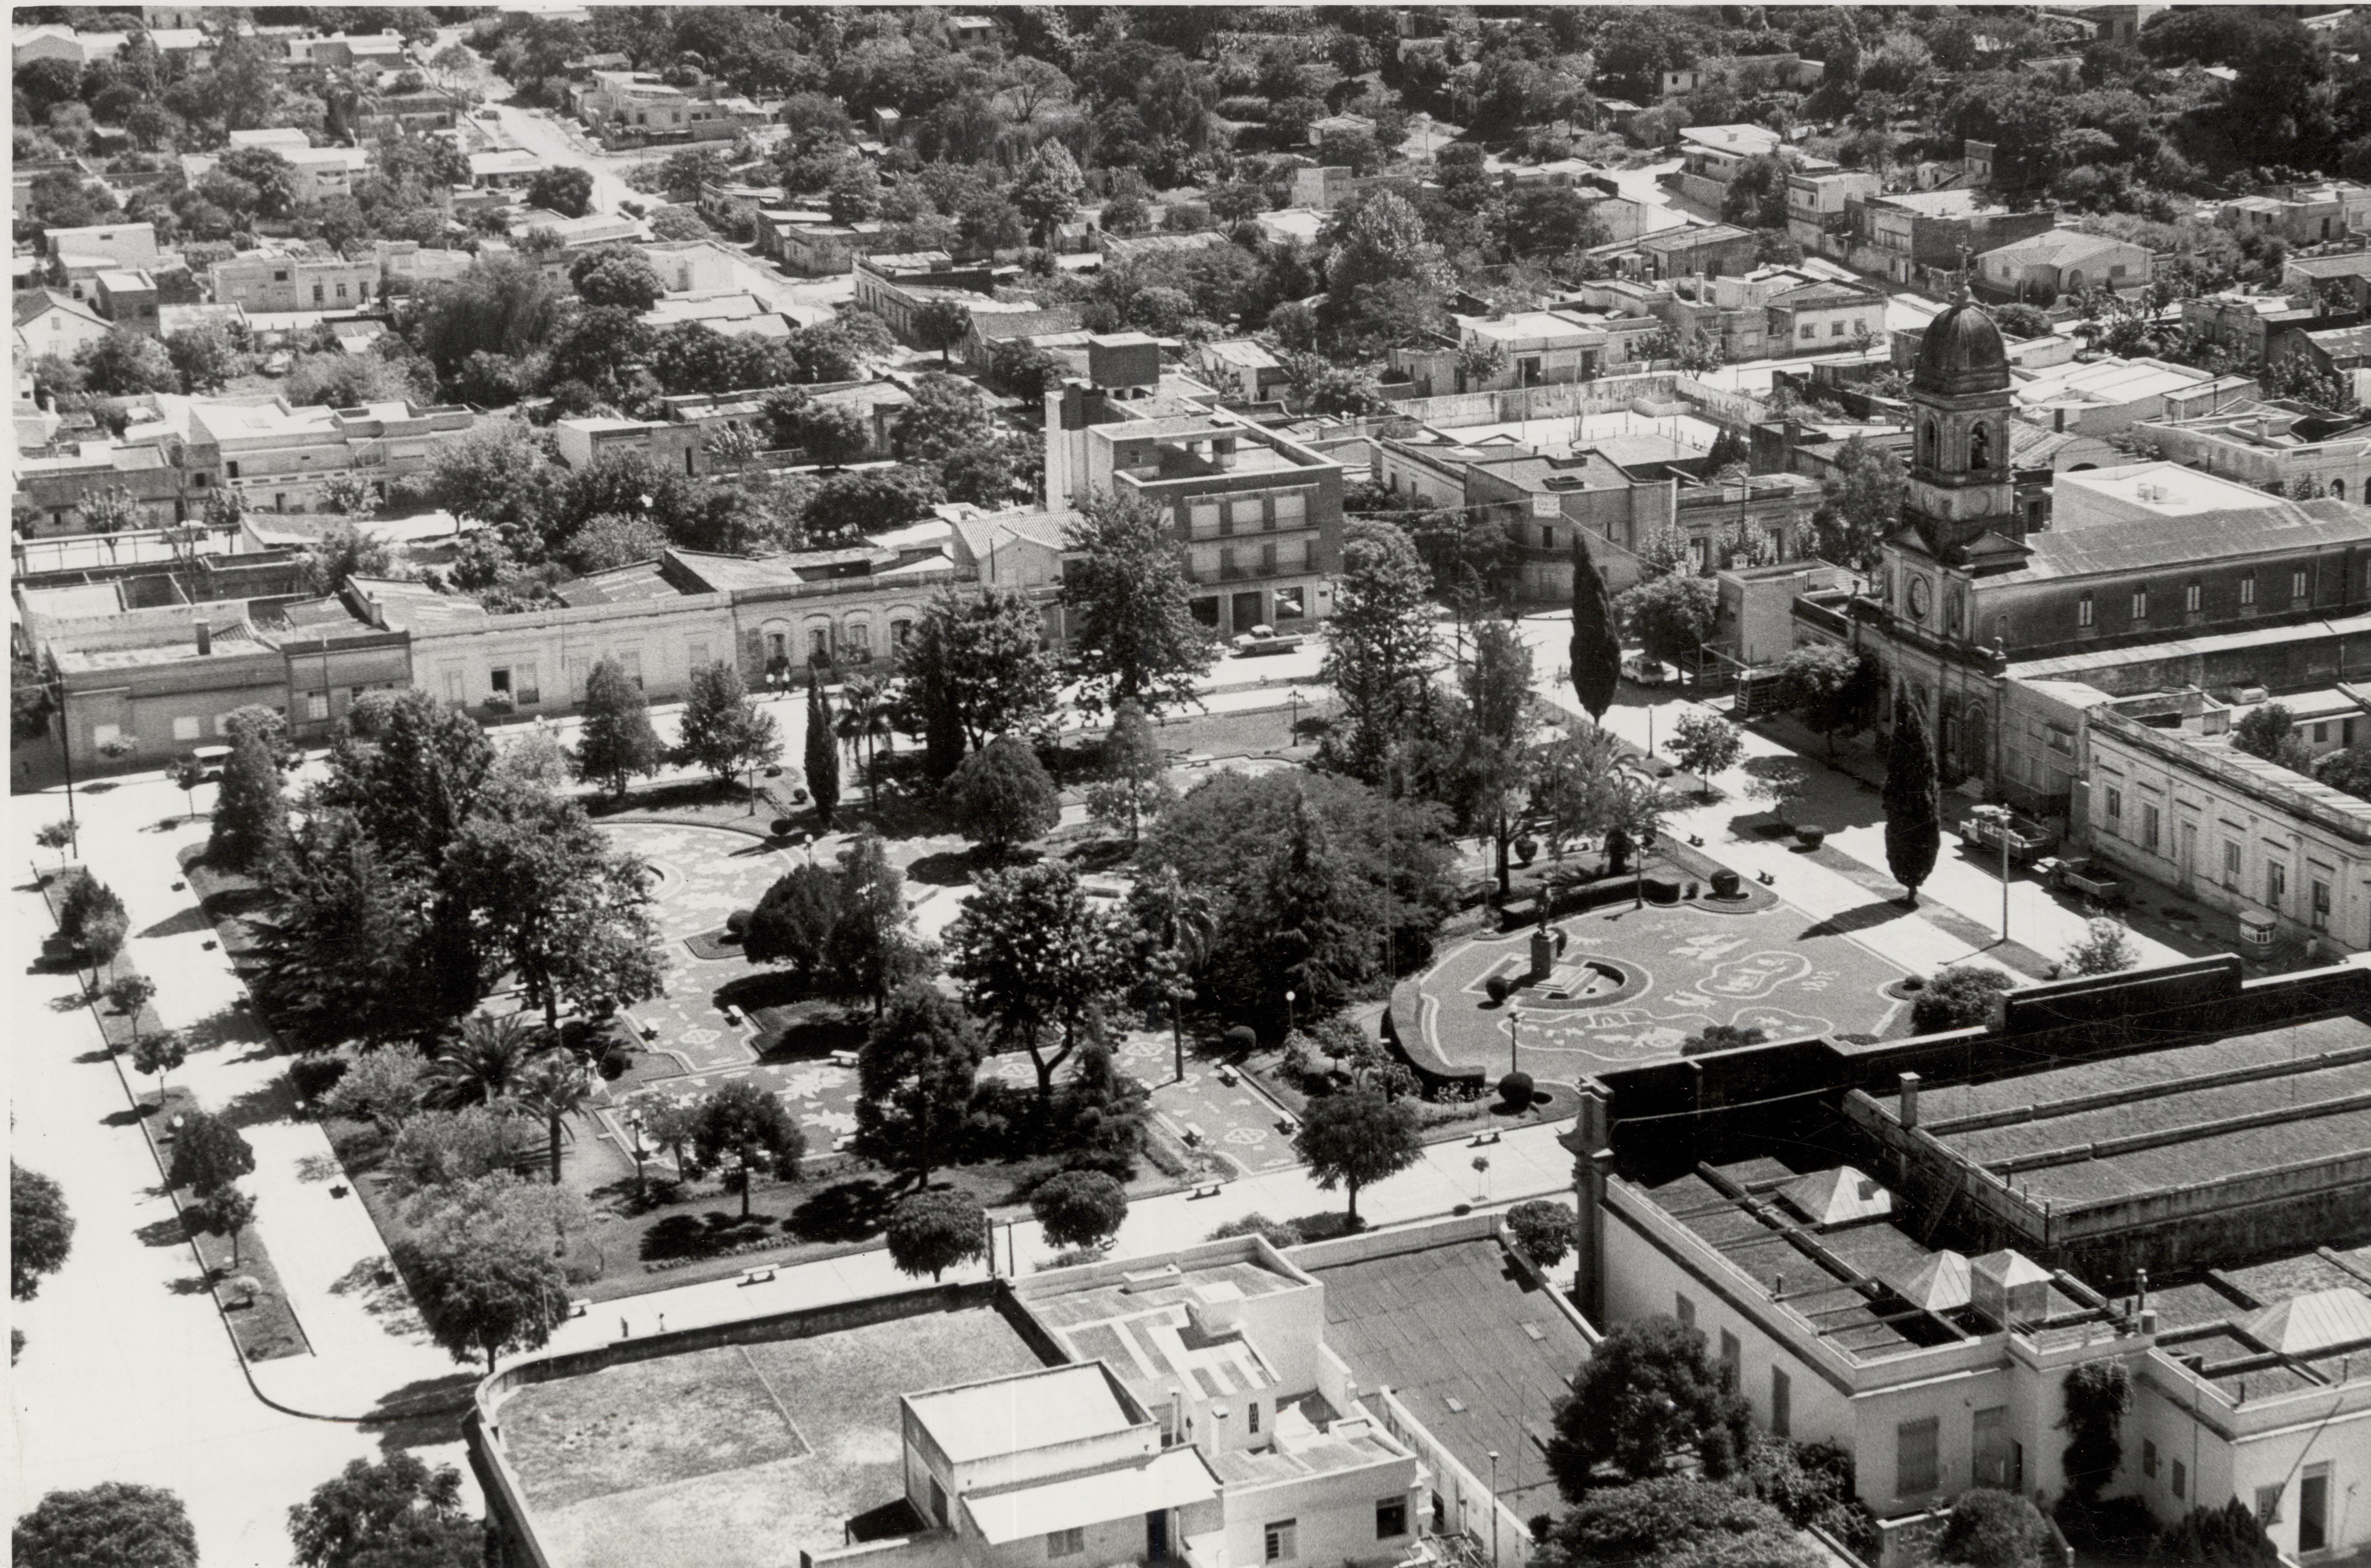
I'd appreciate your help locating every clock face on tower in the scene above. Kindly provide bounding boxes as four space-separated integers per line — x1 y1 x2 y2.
1907 576 1932 620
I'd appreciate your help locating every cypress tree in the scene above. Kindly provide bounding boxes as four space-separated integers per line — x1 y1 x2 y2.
206 724 288 874
806 672 840 829
1569 541 1620 723
1883 697 1941 908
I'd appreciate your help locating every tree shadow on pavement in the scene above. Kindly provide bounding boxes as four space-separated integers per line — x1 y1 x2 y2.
1798 902 1912 940
180 1002 258 1055
362 1372 480 1453
136 1215 190 1248
220 1074 299 1129
166 1271 218 1296
330 1255 429 1340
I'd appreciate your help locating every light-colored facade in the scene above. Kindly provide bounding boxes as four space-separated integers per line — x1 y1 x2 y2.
551 416 706 477
187 398 477 513
1046 339 1344 638
1976 228 2152 301
2217 180 2371 247
15 289 114 360
209 254 379 314
2139 400 2371 500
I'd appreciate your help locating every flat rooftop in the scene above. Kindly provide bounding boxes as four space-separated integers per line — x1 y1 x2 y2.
1305 1234 1592 1517
490 1299 1047 1568
2147 1245 2371 1397
1919 1013 2371 1210
1026 1258 1302 1411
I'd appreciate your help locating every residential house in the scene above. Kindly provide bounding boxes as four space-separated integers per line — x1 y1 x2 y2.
1633 224 1760 281
573 70 767 143
1845 189 2056 288
1660 53 1825 100
1975 228 2153 302
2180 290 2346 368
285 32 408 72
2010 355 2254 439
1666 122 1786 207
551 416 706 477
1461 450 1679 598
467 149 548 190
2283 249 2371 314
641 292 792 342
15 289 114 361
92 271 160 336
946 13 999 47
1288 165 1360 211
359 89 460 135
1785 168 1882 257
1046 337 1345 637
1194 339 1287 404
962 306 1087 375
2217 179 2371 247
45 221 162 294
185 398 477 513
768 214 891 277
1763 277 1888 356
2268 322 2371 386
852 252 999 342
209 253 378 314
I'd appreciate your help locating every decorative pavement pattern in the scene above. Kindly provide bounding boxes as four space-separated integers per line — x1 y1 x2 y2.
1413 900 1910 1079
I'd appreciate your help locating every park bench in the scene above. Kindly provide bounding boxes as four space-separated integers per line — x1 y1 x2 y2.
1191 1182 1223 1200
740 1265 777 1285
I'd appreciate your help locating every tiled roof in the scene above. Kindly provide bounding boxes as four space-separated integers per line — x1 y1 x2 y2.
2000 502 2371 583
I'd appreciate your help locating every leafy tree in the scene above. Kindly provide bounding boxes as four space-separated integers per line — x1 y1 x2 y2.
1293 1085 1420 1226
166 1109 255 1197
2059 1357 2130 1504
895 373 994 464
804 468 945 541
1618 574 1720 670
1570 542 1621 724
2149 1500 2278 1568
386 1105 532 1195
208 722 289 874
908 298 972 367
1540 1477 1819 1568
784 398 869 469
447 781 664 1030
132 1029 188 1092
195 1183 257 1267
1777 644 1882 759
107 974 159 1049
886 1189 985 1282
1548 1317 1754 1494
295 524 392 597
14 1484 197 1568
693 1080 807 1217
676 660 780 801
948 734 1062 856
562 512 670 574
287 1454 483 1568
78 330 181 396
1911 965 2016 1033
904 588 1059 771
805 674 840 829
2232 703 2314 772
854 986 981 1185
406 1211 567 1372
11 1163 74 1300
1933 1489 2051 1568
1031 1170 1128 1251
1323 190 1451 345
1447 619 1537 896
164 325 242 392
1506 1199 1576 1269
1011 139 1085 245
829 831 934 1012
947 861 1133 1098
569 654 664 797
1666 712 1744 796
526 165 593 218
744 863 846 985
567 246 663 311
1811 435 1906 572
1319 521 1437 781
1883 701 1941 907
1086 699 1172 844
34 820 75 874
322 1044 432 1130
1060 489 1215 718
255 809 431 1051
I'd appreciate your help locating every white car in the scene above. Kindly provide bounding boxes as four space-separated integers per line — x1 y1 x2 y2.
1621 653 1679 687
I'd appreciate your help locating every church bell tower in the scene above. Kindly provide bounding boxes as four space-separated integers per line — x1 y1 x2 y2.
1902 287 2018 557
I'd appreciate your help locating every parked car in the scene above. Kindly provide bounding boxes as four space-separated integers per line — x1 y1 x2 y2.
1621 653 1679 687
1231 624 1305 656
1960 804 2057 866
2040 855 2125 906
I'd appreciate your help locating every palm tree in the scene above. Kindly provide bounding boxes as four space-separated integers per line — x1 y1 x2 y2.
834 674 895 806
512 1051 594 1185
1129 865 1218 1083
425 1011 550 1111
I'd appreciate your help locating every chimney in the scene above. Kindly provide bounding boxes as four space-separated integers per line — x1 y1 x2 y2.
195 622 212 656
1898 1071 1920 1129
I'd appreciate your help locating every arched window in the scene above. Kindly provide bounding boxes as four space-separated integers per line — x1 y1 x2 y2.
1969 423 1991 471
1923 420 1939 464
2334 478 2347 500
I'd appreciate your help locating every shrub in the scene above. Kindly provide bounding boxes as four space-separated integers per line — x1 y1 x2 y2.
1486 974 1512 1004
1505 1199 1574 1267
287 1055 349 1103
1910 965 2016 1033
770 817 796 837
1224 1024 1257 1054
1209 1213 1302 1246
1933 1488 2050 1568
1498 1070 1535 1107
724 910 751 937
598 1046 633 1080
1029 1169 1130 1251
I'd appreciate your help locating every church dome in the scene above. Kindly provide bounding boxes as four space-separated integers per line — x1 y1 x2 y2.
1912 297 2011 397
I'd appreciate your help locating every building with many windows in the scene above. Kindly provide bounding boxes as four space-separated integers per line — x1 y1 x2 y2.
1045 337 1345 638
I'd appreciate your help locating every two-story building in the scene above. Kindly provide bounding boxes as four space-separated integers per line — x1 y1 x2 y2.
186 398 477 512
1846 190 2056 289
2217 179 2371 247
1785 168 1882 258
1046 336 1345 638
2138 399 2371 500
208 253 380 314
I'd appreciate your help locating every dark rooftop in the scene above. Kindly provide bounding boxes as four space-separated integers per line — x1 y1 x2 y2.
1306 1233 1593 1516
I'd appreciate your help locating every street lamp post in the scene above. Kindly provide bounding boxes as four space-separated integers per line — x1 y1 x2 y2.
625 1112 648 1204
1287 688 1304 746
1509 1006 1520 1079
1284 988 1296 1035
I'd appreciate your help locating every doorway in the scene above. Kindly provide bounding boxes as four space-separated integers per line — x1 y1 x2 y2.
1147 1511 1169 1562
1230 591 1265 631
